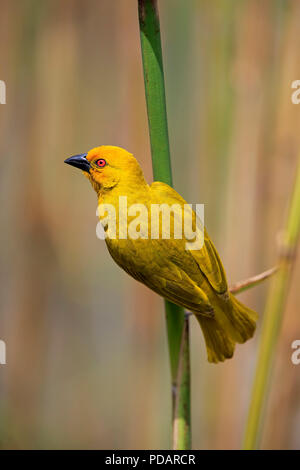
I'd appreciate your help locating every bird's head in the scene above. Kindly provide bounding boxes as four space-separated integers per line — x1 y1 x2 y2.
65 146 146 195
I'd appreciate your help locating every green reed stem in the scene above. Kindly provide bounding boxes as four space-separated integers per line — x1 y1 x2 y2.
137 0 191 450
243 157 300 449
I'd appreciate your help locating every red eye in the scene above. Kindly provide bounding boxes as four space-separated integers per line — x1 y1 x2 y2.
96 159 106 168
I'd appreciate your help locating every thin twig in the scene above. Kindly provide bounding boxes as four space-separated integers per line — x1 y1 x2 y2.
184 267 278 319
229 266 278 295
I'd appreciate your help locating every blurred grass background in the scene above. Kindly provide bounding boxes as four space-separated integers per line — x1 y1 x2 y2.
0 0 299 449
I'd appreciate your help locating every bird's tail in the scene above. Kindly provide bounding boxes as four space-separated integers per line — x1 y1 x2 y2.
196 315 235 363
195 293 258 363
223 293 258 344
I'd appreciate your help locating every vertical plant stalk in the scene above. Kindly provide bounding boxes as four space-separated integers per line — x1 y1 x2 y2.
172 318 191 449
243 158 300 449
137 0 191 449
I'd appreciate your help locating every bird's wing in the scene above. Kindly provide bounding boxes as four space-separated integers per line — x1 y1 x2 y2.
150 181 228 295
140 262 214 315
106 236 214 315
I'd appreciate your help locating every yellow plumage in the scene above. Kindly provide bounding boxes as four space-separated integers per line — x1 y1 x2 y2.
65 145 258 363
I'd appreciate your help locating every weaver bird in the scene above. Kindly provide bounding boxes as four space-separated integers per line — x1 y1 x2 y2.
65 146 257 363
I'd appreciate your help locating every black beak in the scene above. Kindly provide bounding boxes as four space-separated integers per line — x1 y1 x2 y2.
64 153 90 172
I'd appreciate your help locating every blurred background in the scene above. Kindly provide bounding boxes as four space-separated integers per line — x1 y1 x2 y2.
0 0 299 449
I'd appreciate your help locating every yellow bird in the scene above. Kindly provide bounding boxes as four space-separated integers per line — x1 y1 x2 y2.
65 146 257 363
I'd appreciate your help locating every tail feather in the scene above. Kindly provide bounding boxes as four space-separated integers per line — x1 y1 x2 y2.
195 294 258 363
222 293 258 344
196 316 235 363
